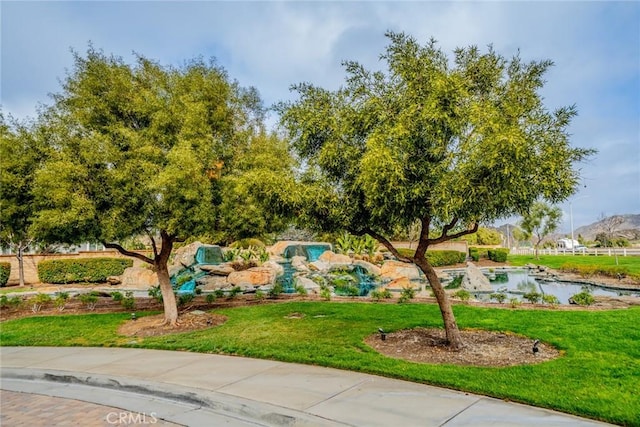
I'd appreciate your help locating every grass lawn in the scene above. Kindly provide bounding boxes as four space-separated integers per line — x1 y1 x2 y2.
1 302 639 425
509 254 640 275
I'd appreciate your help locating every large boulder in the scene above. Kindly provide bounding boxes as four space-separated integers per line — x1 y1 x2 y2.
261 260 285 277
318 251 352 266
227 267 277 289
197 275 230 290
171 241 203 270
384 277 422 291
461 262 493 291
291 256 311 272
295 276 321 294
380 260 422 281
119 267 158 289
200 263 235 276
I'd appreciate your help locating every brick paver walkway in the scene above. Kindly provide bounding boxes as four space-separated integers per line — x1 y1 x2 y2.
0 390 181 426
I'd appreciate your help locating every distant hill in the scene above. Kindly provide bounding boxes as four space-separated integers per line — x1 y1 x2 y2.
573 214 640 241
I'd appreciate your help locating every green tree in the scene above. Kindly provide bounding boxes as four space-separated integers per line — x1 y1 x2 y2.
461 227 502 246
279 32 593 349
31 48 271 325
520 202 563 259
0 114 49 286
217 132 297 243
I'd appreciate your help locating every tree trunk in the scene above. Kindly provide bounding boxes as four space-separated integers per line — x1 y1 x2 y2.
414 257 464 351
156 262 179 326
17 244 25 287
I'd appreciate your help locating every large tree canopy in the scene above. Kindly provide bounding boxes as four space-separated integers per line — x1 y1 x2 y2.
279 32 594 349
31 47 287 324
0 114 50 285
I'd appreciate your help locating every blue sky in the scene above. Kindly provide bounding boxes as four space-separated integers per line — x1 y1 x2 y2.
1 1 638 232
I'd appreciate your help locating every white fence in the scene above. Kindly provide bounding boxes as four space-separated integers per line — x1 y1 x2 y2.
509 247 640 256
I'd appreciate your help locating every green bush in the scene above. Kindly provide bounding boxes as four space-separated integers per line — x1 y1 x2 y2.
570 290 595 306
469 247 489 261
490 292 507 303
426 250 465 267
38 258 133 284
560 263 629 280
205 293 217 304
398 286 416 304
523 291 542 304
0 262 11 286
488 249 509 262
395 248 465 267
453 289 471 302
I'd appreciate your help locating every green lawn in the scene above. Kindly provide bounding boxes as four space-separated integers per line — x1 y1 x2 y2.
509 254 640 275
1 302 639 426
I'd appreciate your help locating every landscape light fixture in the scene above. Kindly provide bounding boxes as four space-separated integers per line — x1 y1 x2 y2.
131 313 137 321
378 328 386 341
532 339 540 355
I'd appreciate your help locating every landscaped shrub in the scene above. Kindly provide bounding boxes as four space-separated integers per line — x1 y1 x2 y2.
38 258 133 284
426 250 466 267
570 290 595 306
468 247 489 261
488 249 509 262
0 262 11 286
560 263 629 280
395 248 465 267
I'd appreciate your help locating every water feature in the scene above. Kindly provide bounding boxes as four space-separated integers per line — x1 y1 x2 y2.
460 269 640 304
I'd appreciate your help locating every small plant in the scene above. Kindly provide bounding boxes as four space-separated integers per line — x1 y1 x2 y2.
148 286 163 303
570 290 595 306
0 294 9 308
509 297 522 308
268 283 283 298
121 291 135 310
295 284 308 296
178 293 195 306
175 274 193 287
335 233 353 254
223 248 240 262
453 289 471 303
254 289 265 302
5 295 24 309
257 247 270 264
228 286 243 299
490 292 507 304
370 288 392 301
205 293 217 304
542 294 560 307
111 291 124 302
79 292 99 310
30 293 52 312
195 287 202 295
398 286 416 304
523 291 542 304
320 287 332 301
214 289 225 298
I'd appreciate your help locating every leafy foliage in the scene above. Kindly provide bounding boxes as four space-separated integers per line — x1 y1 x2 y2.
487 248 509 262
570 290 595 306
37 258 132 284
0 262 10 286
278 31 593 348
520 202 562 258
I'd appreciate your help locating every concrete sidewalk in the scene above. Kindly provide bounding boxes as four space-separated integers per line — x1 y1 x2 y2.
0 347 611 426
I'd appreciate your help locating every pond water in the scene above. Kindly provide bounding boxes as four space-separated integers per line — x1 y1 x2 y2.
470 270 640 304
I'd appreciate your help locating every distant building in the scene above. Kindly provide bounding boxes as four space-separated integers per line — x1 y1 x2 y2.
556 238 585 250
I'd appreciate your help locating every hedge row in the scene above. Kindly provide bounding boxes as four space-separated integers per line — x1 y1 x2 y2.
396 249 466 267
560 263 630 280
38 258 133 284
469 247 509 262
0 262 10 286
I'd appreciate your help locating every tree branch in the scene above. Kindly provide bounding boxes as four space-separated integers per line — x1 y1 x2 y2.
428 222 479 245
102 242 154 264
361 228 412 263
149 233 159 260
